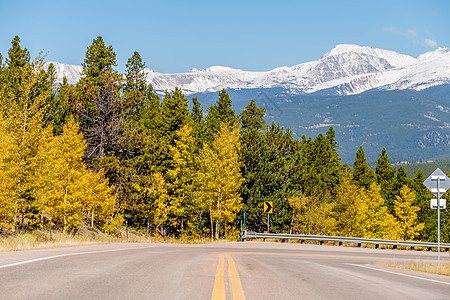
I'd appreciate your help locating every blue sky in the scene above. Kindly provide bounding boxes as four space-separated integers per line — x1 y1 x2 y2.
0 0 449 73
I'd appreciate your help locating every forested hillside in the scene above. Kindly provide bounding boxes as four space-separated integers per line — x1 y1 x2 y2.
1 36 449 242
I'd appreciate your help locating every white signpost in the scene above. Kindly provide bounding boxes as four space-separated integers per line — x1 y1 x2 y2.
423 168 450 265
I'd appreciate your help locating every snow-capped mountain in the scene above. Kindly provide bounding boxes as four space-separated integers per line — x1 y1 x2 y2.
46 44 450 96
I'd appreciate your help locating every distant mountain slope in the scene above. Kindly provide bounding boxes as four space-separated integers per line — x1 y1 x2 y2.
46 44 450 96
194 89 450 163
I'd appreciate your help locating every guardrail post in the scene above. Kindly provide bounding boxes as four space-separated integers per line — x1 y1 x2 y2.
375 244 379 249
339 241 343 247
393 245 397 250
357 243 361 247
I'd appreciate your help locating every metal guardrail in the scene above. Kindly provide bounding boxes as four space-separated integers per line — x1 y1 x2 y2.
242 231 450 250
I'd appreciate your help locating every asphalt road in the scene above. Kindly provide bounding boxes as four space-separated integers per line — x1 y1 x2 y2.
1 242 450 299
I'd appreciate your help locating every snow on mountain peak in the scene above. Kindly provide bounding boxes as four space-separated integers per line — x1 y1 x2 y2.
200 66 242 73
322 44 415 67
45 44 450 96
322 44 368 57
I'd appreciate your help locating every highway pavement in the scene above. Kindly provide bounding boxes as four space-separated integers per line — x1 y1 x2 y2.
1 241 449 299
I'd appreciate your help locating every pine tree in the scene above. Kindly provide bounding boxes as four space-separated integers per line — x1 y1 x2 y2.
387 167 409 212
239 99 266 131
190 96 206 153
81 36 117 80
6 36 30 69
42 66 71 135
375 148 395 201
157 88 191 170
205 89 237 141
352 146 375 189
301 130 341 197
124 51 146 92
76 37 123 160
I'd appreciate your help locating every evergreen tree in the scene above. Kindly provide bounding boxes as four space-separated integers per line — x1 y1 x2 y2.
6 36 30 69
81 36 117 80
190 96 206 153
124 51 146 92
409 170 439 242
42 66 71 135
375 148 395 201
239 99 266 131
76 36 123 160
352 146 375 189
205 89 237 141
387 167 409 211
300 130 341 197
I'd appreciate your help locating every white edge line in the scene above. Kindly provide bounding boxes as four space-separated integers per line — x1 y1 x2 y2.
0 245 154 269
345 263 450 286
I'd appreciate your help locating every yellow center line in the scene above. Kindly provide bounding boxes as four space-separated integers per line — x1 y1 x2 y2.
227 254 246 300
212 255 225 300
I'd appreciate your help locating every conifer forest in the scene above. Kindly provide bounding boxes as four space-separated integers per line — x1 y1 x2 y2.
1 36 449 242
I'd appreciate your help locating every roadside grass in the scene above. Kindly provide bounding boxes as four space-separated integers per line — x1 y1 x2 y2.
378 261 450 276
0 229 155 252
0 229 235 252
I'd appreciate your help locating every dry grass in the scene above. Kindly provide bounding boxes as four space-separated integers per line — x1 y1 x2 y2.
0 229 233 252
0 229 154 252
379 260 450 276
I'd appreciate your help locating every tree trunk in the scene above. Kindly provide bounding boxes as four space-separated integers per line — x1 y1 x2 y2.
210 208 214 239
215 221 219 240
91 207 95 229
63 187 68 233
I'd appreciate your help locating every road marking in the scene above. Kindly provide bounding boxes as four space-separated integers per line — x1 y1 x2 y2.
223 251 446 264
212 255 226 300
227 255 246 300
345 263 450 286
0 245 155 269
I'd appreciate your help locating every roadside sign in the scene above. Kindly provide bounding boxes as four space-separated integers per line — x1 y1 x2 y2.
264 202 273 214
431 199 446 209
423 168 450 196
423 168 450 266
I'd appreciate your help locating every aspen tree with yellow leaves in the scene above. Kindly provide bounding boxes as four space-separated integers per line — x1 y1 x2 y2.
358 183 397 239
393 185 424 240
195 123 243 239
167 124 196 235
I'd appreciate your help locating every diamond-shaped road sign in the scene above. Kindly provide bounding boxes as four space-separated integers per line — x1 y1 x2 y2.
423 168 450 197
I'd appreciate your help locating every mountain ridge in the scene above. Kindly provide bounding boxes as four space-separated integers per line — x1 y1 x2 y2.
45 44 450 96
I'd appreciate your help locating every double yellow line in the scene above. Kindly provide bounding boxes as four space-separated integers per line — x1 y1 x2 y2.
212 254 245 300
